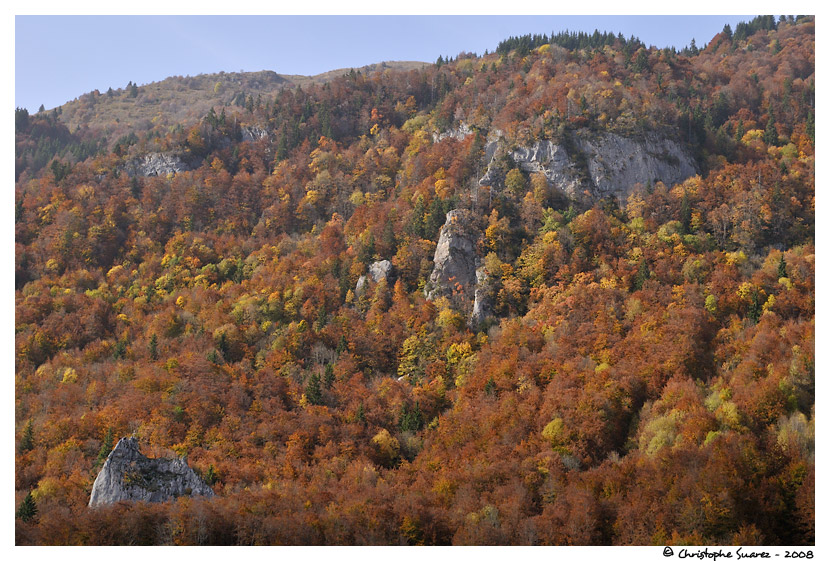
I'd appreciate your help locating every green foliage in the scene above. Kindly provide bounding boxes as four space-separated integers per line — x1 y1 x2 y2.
306 372 323 405
19 420 34 453
398 402 424 433
778 255 788 279
16 492 37 522
95 428 114 468
204 464 218 486
15 107 29 132
149 334 159 360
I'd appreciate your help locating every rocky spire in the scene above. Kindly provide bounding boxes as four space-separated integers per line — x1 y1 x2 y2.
88 437 214 507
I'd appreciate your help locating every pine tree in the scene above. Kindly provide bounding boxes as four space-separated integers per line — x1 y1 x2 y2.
764 107 778 145
204 464 217 485
149 333 158 360
634 258 650 290
306 373 323 405
16 492 37 522
777 255 788 278
19 420 34 453
323 363 335 389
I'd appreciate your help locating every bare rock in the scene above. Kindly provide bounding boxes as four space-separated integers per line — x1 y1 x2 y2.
368 260 393 283
88 437 213 507
241 126 269 142
479 130 697 199
126 153 189 178
432 122 474 143
425 210 479 309
469 267 495 328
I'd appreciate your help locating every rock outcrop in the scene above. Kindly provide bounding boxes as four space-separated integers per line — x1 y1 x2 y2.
241 126 269 142
368 260 393 283
89 437 213 507
432 123 474 143
469 267 495 328
125 153 190 178
480 130 696 200
425 210 479 311
355 260 394 298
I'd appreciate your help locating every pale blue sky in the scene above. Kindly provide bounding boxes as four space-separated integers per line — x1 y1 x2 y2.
15 15 753 113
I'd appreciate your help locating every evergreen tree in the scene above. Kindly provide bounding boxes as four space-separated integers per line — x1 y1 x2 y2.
806 111 814 142
722 23 733 40
764 108 778 145
406 196 426 239
748 289 762 323
735 118 746 141
778 255 788 278
425 197 446 240
634 258 650 290
306 373 323 405
19 420 34 453
324 363 335 389
16 492 37 522
204 464 217 485
149 333 158 360
399 402 424 432
336 335 348 354
15 107 29 132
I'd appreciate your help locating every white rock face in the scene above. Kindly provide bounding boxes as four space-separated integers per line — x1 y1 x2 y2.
469 267 494 328
509 140 583 195
241 126 269 142
432 123 474 143
88 437 213 507
368 260 393 283
425 210 478 308
356 260 394 299
574 131 696 196
126 153 189 177
479 130 697 199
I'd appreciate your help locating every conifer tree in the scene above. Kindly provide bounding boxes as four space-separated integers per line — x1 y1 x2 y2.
19 420 34 453
16 492 37 522
306 373 323 405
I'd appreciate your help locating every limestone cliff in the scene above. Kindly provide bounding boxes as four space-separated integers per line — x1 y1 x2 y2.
125 153 190 178
425 210 478 307
88 437 213 507
480 129 697 199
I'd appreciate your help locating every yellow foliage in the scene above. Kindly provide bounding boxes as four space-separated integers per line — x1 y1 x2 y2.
61 367 78 384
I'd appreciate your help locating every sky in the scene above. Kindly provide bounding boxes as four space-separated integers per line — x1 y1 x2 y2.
14 14 756 113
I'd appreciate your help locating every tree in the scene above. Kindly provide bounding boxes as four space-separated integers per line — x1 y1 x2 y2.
16 492 37 522
38 104 45 113
306 372 323 405
95 427 114 468
15 107 29 132
149 333 159 360
764 107 778 145
722 24 733 40
777 255 788 278
18 420 34 453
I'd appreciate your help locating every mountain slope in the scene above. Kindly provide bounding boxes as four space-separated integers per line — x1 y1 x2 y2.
15 16 814 545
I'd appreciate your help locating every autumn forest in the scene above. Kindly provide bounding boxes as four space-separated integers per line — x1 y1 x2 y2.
14 15 814 545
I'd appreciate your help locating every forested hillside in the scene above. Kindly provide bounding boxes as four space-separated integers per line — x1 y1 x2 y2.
15 15 814 545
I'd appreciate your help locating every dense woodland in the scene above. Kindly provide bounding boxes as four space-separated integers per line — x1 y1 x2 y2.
15 16 814 545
